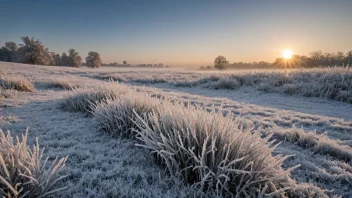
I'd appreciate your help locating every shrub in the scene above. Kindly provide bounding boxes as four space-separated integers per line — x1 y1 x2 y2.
51 79 73 90
0 75 34 92
134 102 298 197
0 129 68 197
60 82 127 113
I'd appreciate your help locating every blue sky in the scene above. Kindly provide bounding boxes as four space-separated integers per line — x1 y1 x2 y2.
1 0 351 67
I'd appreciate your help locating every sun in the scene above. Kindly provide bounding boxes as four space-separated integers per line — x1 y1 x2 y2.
282 49 293 59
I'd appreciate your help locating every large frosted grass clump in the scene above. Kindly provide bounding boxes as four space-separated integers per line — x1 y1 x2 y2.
92 90 160 138
0 129 68 198
60 81 127 113
134 102 298 197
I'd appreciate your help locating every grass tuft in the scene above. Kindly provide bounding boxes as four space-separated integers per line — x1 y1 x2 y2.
0 129 68 198
92 90 160 138
51 79 73 90
60 81 127 113
133 100 298 196
0 75 34 92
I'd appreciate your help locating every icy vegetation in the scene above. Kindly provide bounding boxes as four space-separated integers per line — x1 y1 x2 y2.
91 67 352 103
1 62 352 197
0 129 67 197
50 79 74 90
0 75 34 92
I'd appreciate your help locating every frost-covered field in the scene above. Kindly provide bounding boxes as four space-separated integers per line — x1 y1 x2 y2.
1 62 352 197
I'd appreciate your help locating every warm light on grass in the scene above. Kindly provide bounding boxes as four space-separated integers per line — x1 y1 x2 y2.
282 49 293 59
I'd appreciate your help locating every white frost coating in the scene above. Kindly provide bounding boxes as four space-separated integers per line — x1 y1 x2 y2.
0 62 351 197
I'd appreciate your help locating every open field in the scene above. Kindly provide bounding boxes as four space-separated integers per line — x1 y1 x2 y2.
1 62 352 197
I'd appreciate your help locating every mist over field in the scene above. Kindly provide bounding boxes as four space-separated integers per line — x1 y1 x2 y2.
1 0 352 197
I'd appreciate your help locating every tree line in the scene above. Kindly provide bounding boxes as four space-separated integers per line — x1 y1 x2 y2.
0 36 102 68
274 50 352 68
212 50 352 70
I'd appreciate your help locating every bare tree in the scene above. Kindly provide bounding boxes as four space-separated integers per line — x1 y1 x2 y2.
334 52 345 65
123 60 127 65
86 51 102 68
309 50 323 65
323 53 333 65
214 56 229 70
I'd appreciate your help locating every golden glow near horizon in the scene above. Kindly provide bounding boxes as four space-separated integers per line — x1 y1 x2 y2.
282 49 293 59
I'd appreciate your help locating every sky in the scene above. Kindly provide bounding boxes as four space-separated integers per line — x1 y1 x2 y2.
1 0 351 67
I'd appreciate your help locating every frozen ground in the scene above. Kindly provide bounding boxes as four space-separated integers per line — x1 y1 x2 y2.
1 62 352 197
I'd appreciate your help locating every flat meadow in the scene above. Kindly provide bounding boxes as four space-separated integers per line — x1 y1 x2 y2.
1 61 352 197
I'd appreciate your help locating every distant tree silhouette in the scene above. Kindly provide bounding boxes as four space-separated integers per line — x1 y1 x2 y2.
347 51 352 67
309 50 323 65
0 36 350 69
0 42 19 62
17 37 52 65
214 56 229 70
54 54 62 66
47 52 56 66
335 52 345 65
86 51 102 68
61 52 70 66
68 49 82 67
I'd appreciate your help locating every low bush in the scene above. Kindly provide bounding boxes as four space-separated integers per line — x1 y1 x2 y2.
0 129 68 197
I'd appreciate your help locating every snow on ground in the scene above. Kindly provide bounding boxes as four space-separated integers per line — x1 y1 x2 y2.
1 62 352 197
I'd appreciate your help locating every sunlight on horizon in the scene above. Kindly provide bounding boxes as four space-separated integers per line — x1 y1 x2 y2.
282 49 293 59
